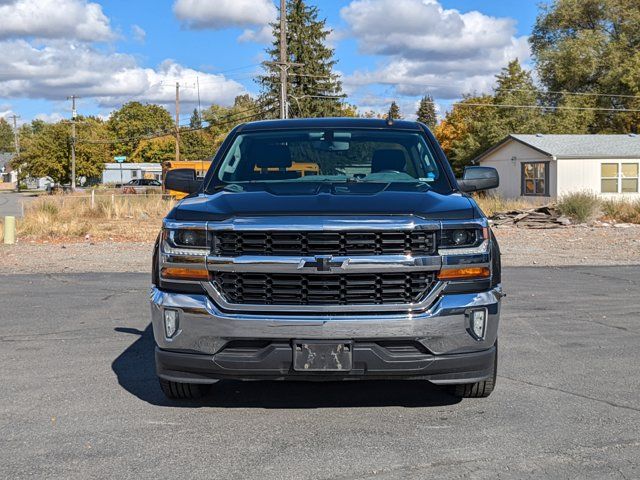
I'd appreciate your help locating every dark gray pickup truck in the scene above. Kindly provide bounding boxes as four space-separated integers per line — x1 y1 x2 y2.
151 118 502 400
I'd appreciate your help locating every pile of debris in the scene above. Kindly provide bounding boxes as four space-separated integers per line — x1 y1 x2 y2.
489 204 572 229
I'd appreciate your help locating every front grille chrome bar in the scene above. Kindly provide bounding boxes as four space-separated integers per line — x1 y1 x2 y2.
206 254 441 274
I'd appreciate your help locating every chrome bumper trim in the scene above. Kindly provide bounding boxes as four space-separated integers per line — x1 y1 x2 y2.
150 286 502 356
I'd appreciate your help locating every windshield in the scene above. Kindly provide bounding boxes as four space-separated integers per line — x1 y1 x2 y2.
209 129 452 194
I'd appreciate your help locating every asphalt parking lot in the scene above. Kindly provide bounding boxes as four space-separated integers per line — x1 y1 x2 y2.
1 266 639 479
0 192 30 218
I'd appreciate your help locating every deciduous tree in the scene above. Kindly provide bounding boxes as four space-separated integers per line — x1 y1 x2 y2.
107 102 174 159
531 0 640 132
17 118 111 184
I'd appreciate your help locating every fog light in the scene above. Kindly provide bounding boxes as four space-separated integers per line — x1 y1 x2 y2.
164 309 179 338
468 309 487 340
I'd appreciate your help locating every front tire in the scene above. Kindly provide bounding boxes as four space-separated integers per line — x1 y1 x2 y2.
450 342 497 398
159 378 209 400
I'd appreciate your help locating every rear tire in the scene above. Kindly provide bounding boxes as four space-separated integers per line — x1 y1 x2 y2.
450 342 498 398
159 378 209 400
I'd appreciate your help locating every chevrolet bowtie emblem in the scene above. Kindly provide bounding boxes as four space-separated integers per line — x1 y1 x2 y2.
302 255 344 272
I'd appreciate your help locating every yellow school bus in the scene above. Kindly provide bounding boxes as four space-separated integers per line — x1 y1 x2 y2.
164 160 321 199
254 162 320 176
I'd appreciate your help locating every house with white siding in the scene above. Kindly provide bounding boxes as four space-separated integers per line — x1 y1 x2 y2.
475 134 640 201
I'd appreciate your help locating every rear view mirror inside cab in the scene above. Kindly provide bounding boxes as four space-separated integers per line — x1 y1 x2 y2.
309 131 351 151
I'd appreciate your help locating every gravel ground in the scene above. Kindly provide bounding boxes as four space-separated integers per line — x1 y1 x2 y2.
0 225 639 273
494 224 640 266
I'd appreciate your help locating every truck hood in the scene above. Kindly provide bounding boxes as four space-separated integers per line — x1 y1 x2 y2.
169 184 476 221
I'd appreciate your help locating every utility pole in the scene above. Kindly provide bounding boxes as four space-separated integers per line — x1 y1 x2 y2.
279 0 288 119
8 114 20 191
67 95 79 190
196 76 202 122
175 82 181 162
264 0 303 119
9 114 20 154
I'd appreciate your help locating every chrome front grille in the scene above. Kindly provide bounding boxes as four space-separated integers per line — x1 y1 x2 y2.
211 272 436 306
212 230 436 257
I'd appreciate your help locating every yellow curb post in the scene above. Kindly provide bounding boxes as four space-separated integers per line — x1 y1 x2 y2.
3 215 16 244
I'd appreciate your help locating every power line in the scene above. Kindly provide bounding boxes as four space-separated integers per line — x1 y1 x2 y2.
501 87 640 100
77 105 276 145
453 102 640 113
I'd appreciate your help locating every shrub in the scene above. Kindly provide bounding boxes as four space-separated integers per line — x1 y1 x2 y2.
557 191 601 223
601 199 640 224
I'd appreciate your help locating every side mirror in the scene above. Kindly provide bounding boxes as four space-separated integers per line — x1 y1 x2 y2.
165 168 202 195
457 166 499 193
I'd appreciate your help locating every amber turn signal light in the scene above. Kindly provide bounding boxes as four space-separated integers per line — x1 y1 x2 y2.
438 267 490 280
161 267 209 281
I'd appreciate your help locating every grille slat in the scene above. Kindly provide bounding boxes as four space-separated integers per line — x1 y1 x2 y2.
213 230 435 257
212 272 436 306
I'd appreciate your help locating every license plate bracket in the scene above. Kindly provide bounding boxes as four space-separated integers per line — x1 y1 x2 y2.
293 340 353 372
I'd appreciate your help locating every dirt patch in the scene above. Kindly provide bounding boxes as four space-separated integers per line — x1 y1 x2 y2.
0 242 153 274
1 225 638 274
493 224 640 267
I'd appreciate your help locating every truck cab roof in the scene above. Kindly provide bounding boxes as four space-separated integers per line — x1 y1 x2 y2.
237 117 424 132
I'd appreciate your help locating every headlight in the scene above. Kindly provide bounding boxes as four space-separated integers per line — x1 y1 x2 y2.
173 229 207 248
162 229 209 255
440 228 483 248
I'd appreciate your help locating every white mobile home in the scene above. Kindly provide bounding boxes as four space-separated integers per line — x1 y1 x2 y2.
102 163 162 185
475 134 640 201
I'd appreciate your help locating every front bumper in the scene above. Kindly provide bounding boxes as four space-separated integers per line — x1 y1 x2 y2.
150 286 502 384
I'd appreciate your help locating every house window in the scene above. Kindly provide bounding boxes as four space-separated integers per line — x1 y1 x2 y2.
601 163 639 193
521 162 549 196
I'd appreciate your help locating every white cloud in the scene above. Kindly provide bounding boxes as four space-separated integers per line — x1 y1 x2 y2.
131 24 146 43
34 111 64 123
340 0 530 99
173 0 277 30
0 40 246 108
238 25 273 44
0 108 16 120
0 0 114 41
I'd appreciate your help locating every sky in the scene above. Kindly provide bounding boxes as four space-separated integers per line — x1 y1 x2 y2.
0 0 542 126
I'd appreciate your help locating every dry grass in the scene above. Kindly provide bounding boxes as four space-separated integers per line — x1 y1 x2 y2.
7 194 174 243
473 195 530 217
601 198 640 224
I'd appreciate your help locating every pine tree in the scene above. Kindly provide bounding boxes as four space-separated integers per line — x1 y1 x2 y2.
492 59 546 137
388 101 402 120
0 118 15 152
416 95 437 129
258 0 343 118
189 108 202 129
